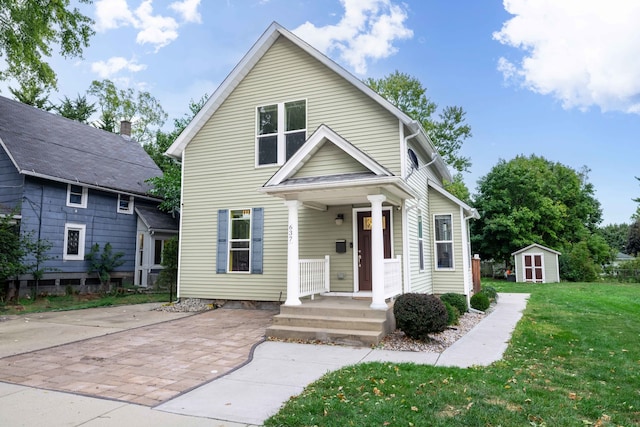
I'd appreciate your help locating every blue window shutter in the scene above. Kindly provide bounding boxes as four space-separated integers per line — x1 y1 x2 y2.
251 207 264 274
217 209 228 274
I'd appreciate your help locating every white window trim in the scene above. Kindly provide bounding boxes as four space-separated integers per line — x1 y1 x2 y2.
63 223 86 261
433 213 455 271
255 99 307 167
117 194 134 214
228 208 252 273
66 184 88 208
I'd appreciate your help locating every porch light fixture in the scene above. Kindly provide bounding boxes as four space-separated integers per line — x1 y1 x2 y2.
335 213 344 226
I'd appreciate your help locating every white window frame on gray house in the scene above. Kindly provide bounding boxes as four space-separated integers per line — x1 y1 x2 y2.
228 209 253 273
434 214 454 270
63 223 86 260
66 184 87 208
117 194 134 214
256 99 306 166
216 208 264 275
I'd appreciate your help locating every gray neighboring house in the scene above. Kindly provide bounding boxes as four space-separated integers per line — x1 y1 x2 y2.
0 95 177 295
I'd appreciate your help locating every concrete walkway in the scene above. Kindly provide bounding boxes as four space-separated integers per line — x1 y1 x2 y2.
0 293 529 427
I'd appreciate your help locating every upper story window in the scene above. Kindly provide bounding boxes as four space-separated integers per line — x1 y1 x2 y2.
67 184 87 208
256 100 306 166
117 194 134 214
434 214 454 270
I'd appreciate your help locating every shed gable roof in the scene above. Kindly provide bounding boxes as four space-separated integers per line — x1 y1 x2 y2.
512 243 562 256
0 96 162 196
165 21 451 181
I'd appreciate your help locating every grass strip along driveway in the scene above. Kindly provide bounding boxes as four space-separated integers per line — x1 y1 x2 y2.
265 282 640 426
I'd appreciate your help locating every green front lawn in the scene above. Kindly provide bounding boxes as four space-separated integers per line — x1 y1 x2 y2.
266 281 640 426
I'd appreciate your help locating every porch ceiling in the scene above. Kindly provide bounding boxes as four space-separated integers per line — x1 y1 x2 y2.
260 173 417 209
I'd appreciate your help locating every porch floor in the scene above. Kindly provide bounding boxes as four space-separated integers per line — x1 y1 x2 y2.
266 296 395 347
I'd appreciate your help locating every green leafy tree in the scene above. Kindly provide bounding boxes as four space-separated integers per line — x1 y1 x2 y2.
472 155 603 267
156 236 179 301
88 79 168 144
53 94 96 123
146 95 208 214
0 0 94 89
85 242 125 293
9 78 51 109
0 212 25 285
599 223 630 254
365 71 472 172
443 173 471 205
22 236 56 297
627 220 640 257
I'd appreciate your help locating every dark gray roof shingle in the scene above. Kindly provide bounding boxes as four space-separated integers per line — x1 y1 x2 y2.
135 205 179 232
0 96 162 196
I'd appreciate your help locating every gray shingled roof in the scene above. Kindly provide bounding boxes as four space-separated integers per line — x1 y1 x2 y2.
0 95 162 196
135 205 179 232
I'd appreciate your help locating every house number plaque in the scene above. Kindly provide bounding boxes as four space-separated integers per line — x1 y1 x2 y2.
362 216 387 230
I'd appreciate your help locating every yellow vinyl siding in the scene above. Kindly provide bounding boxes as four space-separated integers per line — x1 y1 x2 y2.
404 141 433 294
178 36 404 300
429 191 466 295
294 142 371 178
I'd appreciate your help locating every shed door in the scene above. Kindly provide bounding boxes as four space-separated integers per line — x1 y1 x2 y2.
523 254 543 283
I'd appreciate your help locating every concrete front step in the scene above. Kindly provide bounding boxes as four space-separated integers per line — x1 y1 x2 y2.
271 313 386 331
266 325 385 347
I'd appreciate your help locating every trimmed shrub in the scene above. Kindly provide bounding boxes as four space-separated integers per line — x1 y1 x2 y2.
470 292 490 311
443 301 460 325
440 293 468 314
394 293 448 340
479 286 498 302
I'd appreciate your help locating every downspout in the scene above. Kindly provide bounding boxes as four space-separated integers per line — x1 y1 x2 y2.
402 127 420 294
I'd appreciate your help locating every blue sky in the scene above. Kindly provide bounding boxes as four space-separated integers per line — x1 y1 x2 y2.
12 0 640 225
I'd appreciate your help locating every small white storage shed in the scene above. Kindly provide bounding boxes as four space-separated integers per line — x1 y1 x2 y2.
512 243 561 283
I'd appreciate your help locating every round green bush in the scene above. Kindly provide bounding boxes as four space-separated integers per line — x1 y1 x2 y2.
470 292 490 311
443 301 460 325
393 293 448 340
479 286 498 302
439 292 468 314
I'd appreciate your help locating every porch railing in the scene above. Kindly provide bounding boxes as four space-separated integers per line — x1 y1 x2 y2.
299 255 330 298
384 255 402 299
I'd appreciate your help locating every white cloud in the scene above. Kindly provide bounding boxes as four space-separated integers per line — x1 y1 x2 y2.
91 57 147 79
494 0 640 114
293 0 413 75
94 0 202 52
169 0 202 23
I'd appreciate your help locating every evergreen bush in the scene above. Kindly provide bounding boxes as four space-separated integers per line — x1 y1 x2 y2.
393 293 448 340
439 292 468 314
443 301 460 325
470 292 490 311
480 286 498 302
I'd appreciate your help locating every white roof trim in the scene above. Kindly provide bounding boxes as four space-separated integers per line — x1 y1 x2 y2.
264 124 390 187
165 22 451 181
428 179 479 219
512 243 562 256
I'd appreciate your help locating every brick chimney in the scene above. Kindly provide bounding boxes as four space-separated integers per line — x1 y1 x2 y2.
120 120 131 137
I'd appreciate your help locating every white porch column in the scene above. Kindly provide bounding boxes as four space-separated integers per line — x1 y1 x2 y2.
367 194 387 310
284 200 302 305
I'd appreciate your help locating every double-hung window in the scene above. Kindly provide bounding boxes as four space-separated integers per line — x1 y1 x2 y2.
257 100 306 166
434 214 454 269
63 223 86 260
229 209 252 272
67 184 87 208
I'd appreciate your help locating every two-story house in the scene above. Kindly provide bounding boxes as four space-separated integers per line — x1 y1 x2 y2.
0 96 178 296
166 22 478 344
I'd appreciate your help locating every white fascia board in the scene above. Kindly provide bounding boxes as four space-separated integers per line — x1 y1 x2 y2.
427 179 478 219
